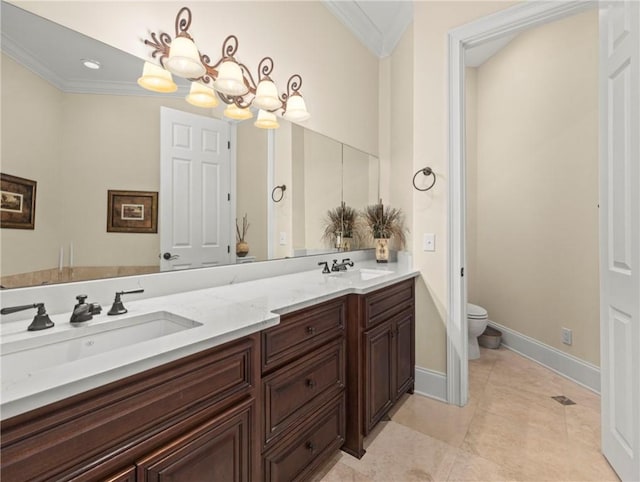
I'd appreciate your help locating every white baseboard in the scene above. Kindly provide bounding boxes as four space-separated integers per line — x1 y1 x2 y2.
488 321 601 394
414 366 447 402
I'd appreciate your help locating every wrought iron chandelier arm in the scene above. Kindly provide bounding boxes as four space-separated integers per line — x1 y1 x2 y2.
144 32 172 65
280 74 303 113
174 7 193 39
237 62 258 94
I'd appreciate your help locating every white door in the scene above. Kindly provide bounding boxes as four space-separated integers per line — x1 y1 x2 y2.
160 107 232 270
599 2 640 481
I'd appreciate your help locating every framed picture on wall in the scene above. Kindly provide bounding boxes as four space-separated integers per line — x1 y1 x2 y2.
107 190 158 233
1 173 37 229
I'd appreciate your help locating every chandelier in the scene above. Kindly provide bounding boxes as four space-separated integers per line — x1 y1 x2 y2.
137 6 310 129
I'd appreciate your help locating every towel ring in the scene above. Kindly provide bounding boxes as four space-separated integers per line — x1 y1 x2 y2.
271 184 286 202
412 167 436 192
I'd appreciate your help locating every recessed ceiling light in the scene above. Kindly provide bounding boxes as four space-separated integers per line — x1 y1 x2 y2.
81 59 101 70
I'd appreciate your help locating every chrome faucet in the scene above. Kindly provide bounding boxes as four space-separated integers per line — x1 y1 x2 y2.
1 302 55 331
331 258 354 272
70 295 102 323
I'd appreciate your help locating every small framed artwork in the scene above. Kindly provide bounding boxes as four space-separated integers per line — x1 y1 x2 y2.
107 190 158 233
1 173 37 229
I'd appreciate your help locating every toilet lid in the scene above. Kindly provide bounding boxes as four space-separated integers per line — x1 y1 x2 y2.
467 303 488 318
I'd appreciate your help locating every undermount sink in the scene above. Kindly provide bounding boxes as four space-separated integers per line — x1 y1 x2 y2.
329 268 394 282
1 311 201 386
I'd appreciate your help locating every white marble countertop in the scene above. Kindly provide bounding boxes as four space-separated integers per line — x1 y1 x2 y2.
0 260 418 419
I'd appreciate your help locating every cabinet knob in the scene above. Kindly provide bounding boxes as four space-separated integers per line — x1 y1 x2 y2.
306 326 316 335
306 441 316 453
306 378 316 388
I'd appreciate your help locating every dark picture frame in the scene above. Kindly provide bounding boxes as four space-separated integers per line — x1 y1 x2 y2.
107 190 158 233
1 173 37 229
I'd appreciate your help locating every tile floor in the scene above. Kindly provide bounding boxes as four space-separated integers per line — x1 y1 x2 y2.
315 346 620 481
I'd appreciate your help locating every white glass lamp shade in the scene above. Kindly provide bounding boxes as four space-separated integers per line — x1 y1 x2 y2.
165 36 205 78
213 60 248 96
254 109 279 129
186 82 219 108
137 62 177 93
252 79 281 111
224 103 253 120
283 94 310 122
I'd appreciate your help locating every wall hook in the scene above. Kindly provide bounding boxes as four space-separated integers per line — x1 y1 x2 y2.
271 184 286 202
412 167 436 192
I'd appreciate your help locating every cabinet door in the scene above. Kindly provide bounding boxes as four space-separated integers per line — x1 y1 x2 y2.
364 321 394 433
394 311 415 399
137 399 254 482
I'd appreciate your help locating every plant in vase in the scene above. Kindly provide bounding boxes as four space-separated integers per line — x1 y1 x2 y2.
236 214 250 257
322 202 358 251
361 202 407 262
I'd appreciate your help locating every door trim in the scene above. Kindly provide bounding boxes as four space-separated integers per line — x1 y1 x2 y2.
446 1 596 406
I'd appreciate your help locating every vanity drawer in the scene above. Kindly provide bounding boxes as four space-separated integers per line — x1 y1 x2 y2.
262 297 345 373
263 394 345 482
263 338 345 448
365 278 414 328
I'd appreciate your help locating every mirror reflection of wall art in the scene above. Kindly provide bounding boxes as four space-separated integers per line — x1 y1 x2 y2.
1 173 37 229
107 190 158 233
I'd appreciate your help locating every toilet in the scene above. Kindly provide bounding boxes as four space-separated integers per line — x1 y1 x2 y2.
467 303 489 360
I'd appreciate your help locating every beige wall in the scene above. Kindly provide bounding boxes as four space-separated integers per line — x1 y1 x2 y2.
274 122 294 259
13 1 379 156
302 129 342 250
383 2 518 373
467 10 599 365
1 54 65 276
236 121 267 261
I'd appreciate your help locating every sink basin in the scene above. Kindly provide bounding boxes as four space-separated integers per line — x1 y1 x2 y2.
1 311 201 385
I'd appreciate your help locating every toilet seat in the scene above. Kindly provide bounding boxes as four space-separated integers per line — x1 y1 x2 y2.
467 303 488 319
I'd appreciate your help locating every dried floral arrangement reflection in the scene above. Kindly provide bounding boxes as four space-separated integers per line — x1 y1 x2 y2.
322 202 358 250
236 213 250 257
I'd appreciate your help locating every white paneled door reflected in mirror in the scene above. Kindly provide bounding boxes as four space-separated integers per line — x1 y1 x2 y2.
0 2 379 289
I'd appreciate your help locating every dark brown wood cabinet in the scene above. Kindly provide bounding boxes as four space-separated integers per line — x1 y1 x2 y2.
344 278 415 458
0 334 260 482
261 297 347 481
0 276 414 481
137 398 255 482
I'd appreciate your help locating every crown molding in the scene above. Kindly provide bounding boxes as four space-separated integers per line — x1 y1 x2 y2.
322 1 412 58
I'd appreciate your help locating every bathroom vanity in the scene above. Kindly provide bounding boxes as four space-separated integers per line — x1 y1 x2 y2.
0 261 417 481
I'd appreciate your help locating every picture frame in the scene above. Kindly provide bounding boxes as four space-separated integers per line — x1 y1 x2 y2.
107 190 158 233
1 173 37 229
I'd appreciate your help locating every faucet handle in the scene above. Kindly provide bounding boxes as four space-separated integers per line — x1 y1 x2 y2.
341 258 354 267
318 261 330 274
108 289 145 316
0 303 54 331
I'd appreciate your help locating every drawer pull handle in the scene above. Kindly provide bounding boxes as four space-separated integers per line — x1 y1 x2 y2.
306 326 316 335
306 441 316 453
306 378 316 388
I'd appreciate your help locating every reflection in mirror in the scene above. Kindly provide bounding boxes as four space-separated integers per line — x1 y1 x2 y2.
0 2 379 289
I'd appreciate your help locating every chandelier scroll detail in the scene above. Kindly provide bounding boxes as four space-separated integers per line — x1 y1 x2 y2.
137 6 310 128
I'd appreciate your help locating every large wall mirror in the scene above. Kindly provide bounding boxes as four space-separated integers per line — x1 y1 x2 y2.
0 2 379 289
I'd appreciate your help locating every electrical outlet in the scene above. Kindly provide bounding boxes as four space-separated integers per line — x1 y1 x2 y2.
279 231 287 246
561 327 572 345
